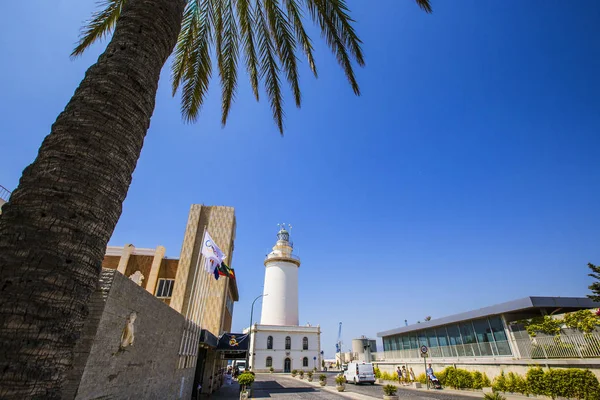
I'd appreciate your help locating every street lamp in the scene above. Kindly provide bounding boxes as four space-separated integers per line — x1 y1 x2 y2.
246 293 268 369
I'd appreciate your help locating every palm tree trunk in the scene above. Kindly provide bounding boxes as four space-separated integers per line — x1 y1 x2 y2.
0 0 185 398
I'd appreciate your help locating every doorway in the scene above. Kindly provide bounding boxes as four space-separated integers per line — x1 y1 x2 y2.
284 358 291 373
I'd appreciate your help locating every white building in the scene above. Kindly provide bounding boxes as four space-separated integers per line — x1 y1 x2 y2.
248 226 321 373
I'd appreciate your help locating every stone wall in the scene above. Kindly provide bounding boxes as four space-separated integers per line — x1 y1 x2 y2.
65 269 194 400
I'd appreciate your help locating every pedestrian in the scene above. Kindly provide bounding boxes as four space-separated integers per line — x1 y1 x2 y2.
402 366 409 385
396 366 403 384
409 367 416 382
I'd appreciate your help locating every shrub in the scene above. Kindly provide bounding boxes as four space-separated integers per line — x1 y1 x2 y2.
299 370 304 378
506 372 527 395
492 371 507 393
307 371 313 378
269 366 274 373
383 384 397 396
319 374 327 382
291 369 298 377
238 372 255 390
335 375 346 385
443 367 472 389
472 371 491 389
484 393 506 400
381 371 396 381
374 367 382 379
416 373 427 384
525 367 545 395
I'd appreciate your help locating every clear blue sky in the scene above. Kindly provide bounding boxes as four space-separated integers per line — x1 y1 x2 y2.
1 1 599 357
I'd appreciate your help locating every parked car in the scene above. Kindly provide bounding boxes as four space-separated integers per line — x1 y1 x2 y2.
343 362 375 385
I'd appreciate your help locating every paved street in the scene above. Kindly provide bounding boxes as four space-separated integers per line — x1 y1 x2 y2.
212 373 483 400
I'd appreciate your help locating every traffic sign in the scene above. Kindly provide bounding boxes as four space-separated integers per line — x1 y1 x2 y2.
420 345 428 354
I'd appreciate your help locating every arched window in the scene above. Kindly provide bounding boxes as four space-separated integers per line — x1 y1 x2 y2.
303 357 309 367
266 357 273 367
285 336 291 350
303 337 308 350
267 336 273 349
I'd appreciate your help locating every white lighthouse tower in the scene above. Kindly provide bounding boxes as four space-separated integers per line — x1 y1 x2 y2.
248 225 321 373
260 226 300 326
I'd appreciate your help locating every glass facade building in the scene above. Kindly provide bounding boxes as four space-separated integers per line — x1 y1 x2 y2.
382 316 512 359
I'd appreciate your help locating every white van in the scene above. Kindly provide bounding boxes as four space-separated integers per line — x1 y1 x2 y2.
343 362 375 385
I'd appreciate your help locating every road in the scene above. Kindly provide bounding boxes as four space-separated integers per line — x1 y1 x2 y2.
251 374 347 399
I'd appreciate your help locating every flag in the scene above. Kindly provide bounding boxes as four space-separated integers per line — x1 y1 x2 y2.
217 262 235 280
201 232 226 278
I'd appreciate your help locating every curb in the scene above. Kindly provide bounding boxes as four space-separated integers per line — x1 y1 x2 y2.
300 378 379 400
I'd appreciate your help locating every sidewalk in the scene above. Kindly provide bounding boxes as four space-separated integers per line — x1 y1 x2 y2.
207 381 241 400
300 378 379 400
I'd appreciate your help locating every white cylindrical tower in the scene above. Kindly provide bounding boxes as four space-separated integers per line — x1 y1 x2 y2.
260 226 300 326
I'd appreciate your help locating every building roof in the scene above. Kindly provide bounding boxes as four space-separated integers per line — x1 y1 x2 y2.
377 296 600 337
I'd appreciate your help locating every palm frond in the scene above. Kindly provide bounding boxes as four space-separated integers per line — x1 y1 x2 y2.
323 0 365 66
283 0 317 78
305 0 361 94
264 0 301 107
256 0 284 133
415 0 433 13
179 0 214 122
236 0 260 100
172 1 200 96
219 0 240 125
72 0 127 57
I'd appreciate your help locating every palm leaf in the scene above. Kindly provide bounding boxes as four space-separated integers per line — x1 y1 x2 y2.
179 0 214 122
172 1 200 96
256 0 284 133
415 0 433 13
72 0 127 57
236 0 260 100
284 0 317 77
264 0 301 107
305 0 360 94
219 0 240 125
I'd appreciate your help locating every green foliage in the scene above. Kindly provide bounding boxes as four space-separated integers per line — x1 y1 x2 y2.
484 393 506 400
525 367 545 395
335 375 346 385
382 384 397 396
269 366 274 372
299 370 304 377
505 372 527 395
238 372 255 388
380 371 396 381
521 315 562 337
492 371 507 393
416 373 428 384
563 310 600 334
307 371 313 378
374 367 381 379
443 367 473 389
471 371 491 389
319 374 327 382
588 263 600 302
291 369 297 377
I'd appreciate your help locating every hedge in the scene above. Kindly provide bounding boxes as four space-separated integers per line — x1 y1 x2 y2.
493 367 600 400
378 366 599 399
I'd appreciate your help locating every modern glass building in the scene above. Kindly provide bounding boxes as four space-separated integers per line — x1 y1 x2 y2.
378 297 600 361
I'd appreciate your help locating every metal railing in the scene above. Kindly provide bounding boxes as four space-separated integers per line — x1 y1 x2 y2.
514 333 600 359
382 333 600 361
0 185 10 203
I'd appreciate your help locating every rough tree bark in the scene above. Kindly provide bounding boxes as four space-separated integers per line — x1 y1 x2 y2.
0 0 185 398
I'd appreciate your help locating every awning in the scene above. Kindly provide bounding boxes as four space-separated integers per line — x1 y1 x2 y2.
216 333 249 360
199 329 218 348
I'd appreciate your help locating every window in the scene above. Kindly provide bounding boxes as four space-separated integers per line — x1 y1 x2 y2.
303 337 308 350
225 294 234 315
156 279 175 298
266 357 273 367
285 336 291 350
303 357 309 367
488 316 512 356
472 319 494 356
267 336 273 350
